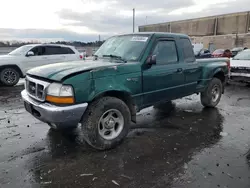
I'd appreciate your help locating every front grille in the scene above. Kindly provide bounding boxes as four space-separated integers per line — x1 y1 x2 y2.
37 84 44 98
231 67 250 74
25 76 50 101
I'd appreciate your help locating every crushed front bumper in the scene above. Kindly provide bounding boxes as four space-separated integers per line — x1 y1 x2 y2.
21 90 88 128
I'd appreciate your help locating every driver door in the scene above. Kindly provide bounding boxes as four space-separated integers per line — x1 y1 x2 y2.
22 46 48 73
142 38 186 106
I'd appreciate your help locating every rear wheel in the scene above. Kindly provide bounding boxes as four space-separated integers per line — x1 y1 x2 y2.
81 97 131 150
200 78 222 107
0 67 20 86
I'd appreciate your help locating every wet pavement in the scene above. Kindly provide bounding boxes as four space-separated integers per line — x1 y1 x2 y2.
0 84 250 188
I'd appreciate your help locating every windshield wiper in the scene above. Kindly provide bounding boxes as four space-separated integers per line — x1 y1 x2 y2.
103 54 127 63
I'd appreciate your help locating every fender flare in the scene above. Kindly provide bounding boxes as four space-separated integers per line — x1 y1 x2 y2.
212 68 226 94
90 89 137 123
213 68 225 77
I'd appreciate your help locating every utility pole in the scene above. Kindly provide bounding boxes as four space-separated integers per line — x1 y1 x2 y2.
146 16 147 24
98 35 100 42
133 8 135 33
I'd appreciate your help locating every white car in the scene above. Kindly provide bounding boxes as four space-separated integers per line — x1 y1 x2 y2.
0 44 82 86
230 49 250 83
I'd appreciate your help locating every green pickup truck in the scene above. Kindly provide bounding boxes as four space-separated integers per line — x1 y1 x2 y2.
21 32 229 150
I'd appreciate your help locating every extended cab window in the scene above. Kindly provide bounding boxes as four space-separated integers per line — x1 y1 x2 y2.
152 40 178 65
180 38 195 63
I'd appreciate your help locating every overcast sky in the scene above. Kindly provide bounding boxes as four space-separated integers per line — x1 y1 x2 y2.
0 0 249 42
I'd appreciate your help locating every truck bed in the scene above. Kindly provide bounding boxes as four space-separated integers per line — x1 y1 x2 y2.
196 57 229 64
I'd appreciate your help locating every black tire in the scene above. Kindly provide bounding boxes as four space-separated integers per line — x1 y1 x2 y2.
0 67 20 86
200 78 222 107
81 97 131 150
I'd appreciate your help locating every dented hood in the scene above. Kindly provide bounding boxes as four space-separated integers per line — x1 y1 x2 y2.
27 60 121 81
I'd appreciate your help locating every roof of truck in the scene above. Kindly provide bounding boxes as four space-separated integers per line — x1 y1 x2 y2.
117 32 189 38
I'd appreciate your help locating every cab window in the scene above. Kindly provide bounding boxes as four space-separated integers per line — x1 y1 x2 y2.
152 40 178 65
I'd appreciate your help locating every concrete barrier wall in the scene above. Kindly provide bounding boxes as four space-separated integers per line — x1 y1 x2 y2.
170 17 216 36
191 33 250 50
139 11 250 36
216 12 248 35
139 11 250 49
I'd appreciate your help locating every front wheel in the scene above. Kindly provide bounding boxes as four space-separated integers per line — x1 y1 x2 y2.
200 78 223 108
81 97 131 150
0 67 20 86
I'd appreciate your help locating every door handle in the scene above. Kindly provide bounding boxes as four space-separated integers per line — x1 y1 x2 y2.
176 68 183 73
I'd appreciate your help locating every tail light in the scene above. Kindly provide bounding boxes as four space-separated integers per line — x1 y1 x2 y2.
79 55 83 59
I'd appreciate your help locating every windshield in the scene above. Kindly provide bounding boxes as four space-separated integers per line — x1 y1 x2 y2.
213 49 224 54
233 49 250 60
193 49 201 56
8 45 33 55
95 34 150 62
232 47 243 52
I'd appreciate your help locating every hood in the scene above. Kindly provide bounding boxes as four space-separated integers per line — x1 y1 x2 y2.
27 59 123 81
0 54 15 60
230 59 250 68
0 55 18 65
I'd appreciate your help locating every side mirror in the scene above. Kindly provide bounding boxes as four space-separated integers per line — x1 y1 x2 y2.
26 51 34 57
146 55 156 65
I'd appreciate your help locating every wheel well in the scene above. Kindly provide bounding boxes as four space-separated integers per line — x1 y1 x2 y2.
214 71 225 94
214 71 225 83
0 65 24 78
94 91 137 123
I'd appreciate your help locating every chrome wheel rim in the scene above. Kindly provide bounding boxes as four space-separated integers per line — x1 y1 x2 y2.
2 70 17 84
211 85 220 102
98 109 124 140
